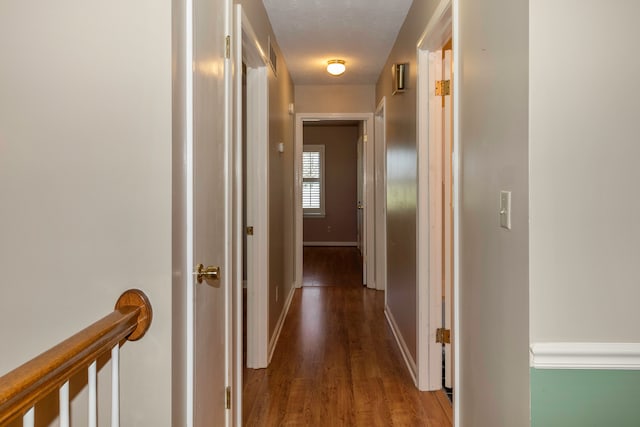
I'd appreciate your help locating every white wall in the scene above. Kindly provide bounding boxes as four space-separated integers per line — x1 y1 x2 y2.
296 85 375 113
530 1 640 343
0 1 172 425
458 0 530 424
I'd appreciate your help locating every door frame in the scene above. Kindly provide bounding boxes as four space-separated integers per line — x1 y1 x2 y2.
294 113 375 289
374 98 387 293
234 5 270 371
232 4 270 424
415 0 461 423
229 4 269 426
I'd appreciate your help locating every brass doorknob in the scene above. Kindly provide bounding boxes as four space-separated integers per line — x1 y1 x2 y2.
195 264 220 283
357 203 364 210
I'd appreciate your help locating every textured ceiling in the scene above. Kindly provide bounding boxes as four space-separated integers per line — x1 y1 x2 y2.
262 0 413 85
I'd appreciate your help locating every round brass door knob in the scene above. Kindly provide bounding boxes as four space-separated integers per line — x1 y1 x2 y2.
195 264 220 283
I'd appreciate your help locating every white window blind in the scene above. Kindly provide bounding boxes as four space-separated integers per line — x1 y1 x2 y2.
302 145 325 216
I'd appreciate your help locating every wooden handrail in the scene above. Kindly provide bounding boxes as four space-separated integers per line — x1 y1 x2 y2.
0 289 152 425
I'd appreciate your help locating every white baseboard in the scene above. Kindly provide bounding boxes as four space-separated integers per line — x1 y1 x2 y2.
385 306 418 385
530 342 640 370
303 241 358 247
268 284 296 363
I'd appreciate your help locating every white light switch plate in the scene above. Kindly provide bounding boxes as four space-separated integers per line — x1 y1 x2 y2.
500 191 511 230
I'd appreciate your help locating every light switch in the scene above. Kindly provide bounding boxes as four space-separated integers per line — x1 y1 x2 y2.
500 191 511 230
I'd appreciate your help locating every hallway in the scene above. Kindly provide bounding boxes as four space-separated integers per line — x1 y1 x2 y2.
243 248 452 426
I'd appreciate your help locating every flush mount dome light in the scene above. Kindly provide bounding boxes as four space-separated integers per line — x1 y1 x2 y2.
326 59 346 76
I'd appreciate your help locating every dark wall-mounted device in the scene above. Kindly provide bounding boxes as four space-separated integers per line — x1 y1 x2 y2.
392 63 407 95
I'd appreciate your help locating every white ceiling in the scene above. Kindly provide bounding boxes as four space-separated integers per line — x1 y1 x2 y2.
262 0 413 85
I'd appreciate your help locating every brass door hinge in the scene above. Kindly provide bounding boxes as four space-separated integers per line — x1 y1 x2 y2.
246 226 254 236
225 386 231 409
225 36 231 59
436 328 451 344
435 80 451 96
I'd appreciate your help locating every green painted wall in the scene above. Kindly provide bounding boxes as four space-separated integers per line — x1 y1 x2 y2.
531 368 640 426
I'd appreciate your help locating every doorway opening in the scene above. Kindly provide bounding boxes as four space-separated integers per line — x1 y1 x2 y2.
301 120 364 288
234 8 270 415
294 113 376 290
415 0 459 417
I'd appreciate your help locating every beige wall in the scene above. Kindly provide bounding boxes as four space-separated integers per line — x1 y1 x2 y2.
303 125 358 243
296 85 375 113
458 0 530 424
236 0 296 338
0 0 172 425
530 2 640 343
375 0 441 364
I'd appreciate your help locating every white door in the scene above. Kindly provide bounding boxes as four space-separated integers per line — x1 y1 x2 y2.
189 0 230 424
442 48 453 389
425 47 453 391
356 133 365 282
427 49 444 390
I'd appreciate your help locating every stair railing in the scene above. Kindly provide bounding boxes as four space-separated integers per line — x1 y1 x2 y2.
0 289 152 427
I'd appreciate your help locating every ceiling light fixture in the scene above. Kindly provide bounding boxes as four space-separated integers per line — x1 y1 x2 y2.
326 59 346 76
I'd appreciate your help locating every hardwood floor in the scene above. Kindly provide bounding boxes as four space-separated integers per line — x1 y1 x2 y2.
243 248 452 426
302 246 363 287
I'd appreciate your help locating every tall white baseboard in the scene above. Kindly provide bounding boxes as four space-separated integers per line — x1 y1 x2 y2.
530 342 640 370
268 285 296 363
385 306 418 385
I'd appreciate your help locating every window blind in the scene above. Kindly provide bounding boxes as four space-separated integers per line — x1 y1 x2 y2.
302 151 321 209
302 145 324 215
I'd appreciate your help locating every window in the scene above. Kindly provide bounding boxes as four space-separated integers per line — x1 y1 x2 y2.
302 144 325 217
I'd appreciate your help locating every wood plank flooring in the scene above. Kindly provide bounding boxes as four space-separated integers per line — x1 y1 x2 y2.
302 246 363 287
243 247 452 426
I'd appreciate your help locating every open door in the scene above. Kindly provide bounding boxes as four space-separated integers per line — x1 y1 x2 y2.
442 48 453 390
429 46 454 393
173 0 231 424
415 1 456 416
356 132 365 282
192 0 230 423
420 42 453 395
427 46 454 393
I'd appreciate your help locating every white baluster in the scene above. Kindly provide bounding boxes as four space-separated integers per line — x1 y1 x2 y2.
111 345 120 427
88 360 97 427
22 407 34 427
59 381 70 427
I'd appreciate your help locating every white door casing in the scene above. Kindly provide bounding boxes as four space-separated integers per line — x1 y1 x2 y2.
232 5 271 424
375 98 387 293
294 113 375 289
235 6 270 372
